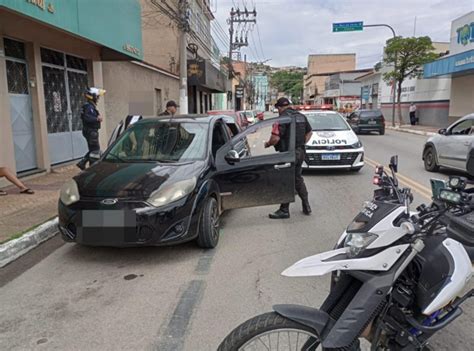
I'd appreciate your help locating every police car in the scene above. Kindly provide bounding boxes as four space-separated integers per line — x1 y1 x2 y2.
302 110 364 171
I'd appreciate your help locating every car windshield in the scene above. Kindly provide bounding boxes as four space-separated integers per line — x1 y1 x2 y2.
305 113 349 131
360 111 382 119
104 121 208 163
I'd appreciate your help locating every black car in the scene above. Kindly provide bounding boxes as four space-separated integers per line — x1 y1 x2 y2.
58 115 296 248
347 109 385 135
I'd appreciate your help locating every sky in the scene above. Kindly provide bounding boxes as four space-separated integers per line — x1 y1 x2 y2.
210 0 474 68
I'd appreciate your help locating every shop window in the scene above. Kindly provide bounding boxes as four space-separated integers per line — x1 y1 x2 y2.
6 61 28 94
4 38 26 60
41 48 65 66
66 55 87 71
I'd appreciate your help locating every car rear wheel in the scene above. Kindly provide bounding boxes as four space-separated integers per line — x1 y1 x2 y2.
424 146 439 172
379 127 385 135
197 197 220 249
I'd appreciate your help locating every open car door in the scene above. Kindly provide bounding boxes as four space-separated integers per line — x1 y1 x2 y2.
214 116 296 210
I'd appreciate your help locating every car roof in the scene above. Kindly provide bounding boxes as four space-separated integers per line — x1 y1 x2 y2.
459 113 474 121
138 114 217 123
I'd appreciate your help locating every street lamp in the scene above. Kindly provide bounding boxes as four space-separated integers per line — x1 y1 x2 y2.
332 22 398 127
363 24 397 127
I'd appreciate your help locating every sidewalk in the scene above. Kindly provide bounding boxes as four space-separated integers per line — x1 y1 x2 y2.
0 165 79 244
386 124 438 137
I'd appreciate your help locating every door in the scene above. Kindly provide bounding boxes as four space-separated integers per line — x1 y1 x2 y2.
439 118 473 170
41 48 88 164
4 38 37 172
214 117 295 210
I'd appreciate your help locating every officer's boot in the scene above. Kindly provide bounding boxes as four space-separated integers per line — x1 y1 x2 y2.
302 198 312 215
76 158 87 171
269 204 290 219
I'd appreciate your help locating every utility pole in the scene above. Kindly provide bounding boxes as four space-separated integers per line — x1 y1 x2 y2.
178 0 190 114
227 7 257 110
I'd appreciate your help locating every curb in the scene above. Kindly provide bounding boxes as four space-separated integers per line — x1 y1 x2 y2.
386 126 436 137
0 217 58 268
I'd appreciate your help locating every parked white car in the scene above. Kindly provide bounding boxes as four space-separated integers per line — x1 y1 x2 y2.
302 110 364 171
423 113 474 172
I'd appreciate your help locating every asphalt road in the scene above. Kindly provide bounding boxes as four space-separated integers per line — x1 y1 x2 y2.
1 129 473 351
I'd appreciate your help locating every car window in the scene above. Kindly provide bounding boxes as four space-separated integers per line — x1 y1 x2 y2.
450 119 473 135
212 122 229 157
360 111 382 119
104 121 207 163
226 122 240 137
304 112 349 131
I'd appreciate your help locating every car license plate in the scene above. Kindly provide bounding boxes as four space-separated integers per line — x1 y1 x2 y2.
368 120 377 125
322 153 341 161
82 210 136 227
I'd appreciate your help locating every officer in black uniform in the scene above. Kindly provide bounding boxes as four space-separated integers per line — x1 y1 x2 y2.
76 87 105 170
265 97 313 219
159 100 178 116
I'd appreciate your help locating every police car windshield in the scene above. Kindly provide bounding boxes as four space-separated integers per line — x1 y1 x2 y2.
104 122 208 163
305 113 349 131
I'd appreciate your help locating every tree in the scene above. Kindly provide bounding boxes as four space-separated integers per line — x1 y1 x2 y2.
383 36 438 125
270 70 304 103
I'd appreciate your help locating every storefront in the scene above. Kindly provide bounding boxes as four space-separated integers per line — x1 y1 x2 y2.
424 11 474 122
0 0 142 174
187 59 227 113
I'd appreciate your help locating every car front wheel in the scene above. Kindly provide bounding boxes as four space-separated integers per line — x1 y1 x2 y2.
424 146 439 172
197 197 220 249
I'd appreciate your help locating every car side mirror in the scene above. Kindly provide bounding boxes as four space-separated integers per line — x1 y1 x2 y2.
225 149 240 165
389 155 398 173
438 128 447 135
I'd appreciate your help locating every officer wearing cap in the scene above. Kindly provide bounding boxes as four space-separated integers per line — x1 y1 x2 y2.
159 100 179 116
77 87 105 170
264 97 313 219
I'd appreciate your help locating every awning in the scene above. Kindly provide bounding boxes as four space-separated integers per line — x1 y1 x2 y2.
0 0 143 60
424 49 474 78
187 59 227 93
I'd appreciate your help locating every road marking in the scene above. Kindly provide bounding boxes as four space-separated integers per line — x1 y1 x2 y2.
365 158 432 200
155 280 205 351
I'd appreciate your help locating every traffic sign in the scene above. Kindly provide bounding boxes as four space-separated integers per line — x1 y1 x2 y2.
333 22 363 32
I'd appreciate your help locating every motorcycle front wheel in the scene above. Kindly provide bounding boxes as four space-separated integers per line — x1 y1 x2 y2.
217 312 322 351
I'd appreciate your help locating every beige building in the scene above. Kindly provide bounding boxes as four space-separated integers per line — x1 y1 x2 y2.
304 54 356 103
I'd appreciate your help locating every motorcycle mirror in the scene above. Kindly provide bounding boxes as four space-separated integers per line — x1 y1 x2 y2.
389 155 398 173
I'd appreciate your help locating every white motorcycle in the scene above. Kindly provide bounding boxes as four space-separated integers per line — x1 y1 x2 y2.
219 156 474 351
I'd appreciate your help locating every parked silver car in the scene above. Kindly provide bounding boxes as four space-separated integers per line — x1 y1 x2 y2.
423 113 474 172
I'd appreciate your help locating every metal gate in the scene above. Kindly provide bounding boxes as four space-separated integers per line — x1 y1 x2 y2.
4 38 37 172
41 48 89 164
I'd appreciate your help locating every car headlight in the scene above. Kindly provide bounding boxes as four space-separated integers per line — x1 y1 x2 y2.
148 177 196 208
344 232 378 258
60 179 80 206
351 141 363 149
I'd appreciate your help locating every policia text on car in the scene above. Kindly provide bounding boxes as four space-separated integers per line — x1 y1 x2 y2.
76 87 106 170
265 97 313 219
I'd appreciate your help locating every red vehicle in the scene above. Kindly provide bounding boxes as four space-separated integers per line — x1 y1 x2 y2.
207 110 249 129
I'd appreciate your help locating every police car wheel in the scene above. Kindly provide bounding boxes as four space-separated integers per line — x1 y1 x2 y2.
197 197 220 249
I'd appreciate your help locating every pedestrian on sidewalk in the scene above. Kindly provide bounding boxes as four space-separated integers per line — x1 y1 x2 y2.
76 87 106 170
264 97 313 219
409 103 417 126
159 100 178 117
0 166 34 195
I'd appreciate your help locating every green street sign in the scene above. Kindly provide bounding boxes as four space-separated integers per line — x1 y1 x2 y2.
333 22 364 32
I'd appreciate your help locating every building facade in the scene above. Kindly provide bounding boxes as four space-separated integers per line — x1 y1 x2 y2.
323 69 371 112
0 0 142 176
251 73 269 111
424 11 474 123
304 53 356 103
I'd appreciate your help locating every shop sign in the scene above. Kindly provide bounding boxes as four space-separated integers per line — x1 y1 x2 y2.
122 44 140 57
456 22 474 46
235 87 244 98
25 0 55 13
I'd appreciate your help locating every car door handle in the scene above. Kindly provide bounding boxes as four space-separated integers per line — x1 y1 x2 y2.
274 163 291 169
464 141 471 146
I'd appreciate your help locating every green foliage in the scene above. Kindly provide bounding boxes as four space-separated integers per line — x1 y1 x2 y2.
270 71 304 102
382 36 438 83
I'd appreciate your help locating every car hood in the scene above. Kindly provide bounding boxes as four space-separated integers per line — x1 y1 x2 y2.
75 160 205 199
306 130 359 147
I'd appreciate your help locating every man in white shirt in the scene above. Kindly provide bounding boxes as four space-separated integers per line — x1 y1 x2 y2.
409 103 417 125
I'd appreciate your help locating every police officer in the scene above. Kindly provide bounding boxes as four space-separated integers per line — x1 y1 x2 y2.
76 87 105 170
159 100 178 116
265 97 313 219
